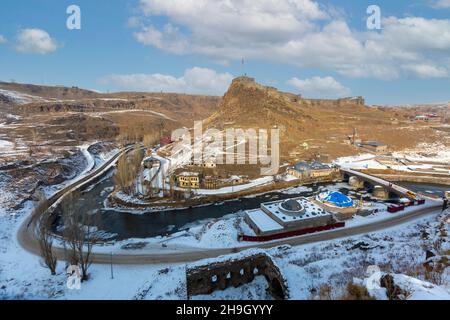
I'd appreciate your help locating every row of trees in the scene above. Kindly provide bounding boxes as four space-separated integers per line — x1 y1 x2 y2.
35 190 98 281
114 146 144 196
116 122 164 148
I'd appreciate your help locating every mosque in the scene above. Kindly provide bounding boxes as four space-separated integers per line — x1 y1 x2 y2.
244 197 341 239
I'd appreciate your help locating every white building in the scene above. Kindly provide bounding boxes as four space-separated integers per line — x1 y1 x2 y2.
245 197 333 236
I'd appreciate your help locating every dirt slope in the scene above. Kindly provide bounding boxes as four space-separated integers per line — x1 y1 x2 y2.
205 77 444 163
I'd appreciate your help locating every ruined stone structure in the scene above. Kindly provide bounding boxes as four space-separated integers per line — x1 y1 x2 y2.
232 76 365 108
186 253 289 300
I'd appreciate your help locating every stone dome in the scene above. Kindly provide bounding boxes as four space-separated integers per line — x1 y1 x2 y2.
279 199 305 216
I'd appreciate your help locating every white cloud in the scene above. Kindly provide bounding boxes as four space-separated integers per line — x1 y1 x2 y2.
287 76 351 98
0 35 6 44
132 0 450 80
99 67 233 95
402 63 449 78
134 24 188 54
15 28 59 54
433 0 450 8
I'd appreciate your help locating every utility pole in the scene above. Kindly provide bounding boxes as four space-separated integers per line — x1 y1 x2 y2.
110 252 114 279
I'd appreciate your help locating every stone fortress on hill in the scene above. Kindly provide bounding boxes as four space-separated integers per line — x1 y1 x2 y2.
232 76 365 108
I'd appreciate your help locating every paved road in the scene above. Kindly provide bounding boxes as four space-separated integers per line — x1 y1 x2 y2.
17 145 134 259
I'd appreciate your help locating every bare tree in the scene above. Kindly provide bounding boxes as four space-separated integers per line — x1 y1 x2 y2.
114 146 144 196
61 191 99 281
143 131 160 149
33 191 58 275
114 155 132 194
30 127 39 146
61 192 80 267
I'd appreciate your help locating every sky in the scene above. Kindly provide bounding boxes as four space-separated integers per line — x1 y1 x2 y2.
1 0 450 105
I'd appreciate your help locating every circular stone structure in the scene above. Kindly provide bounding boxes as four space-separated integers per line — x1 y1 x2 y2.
278 199 306 216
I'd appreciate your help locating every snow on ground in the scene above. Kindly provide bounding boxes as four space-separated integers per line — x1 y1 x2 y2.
43 144 96 198
0 139 13 149
89 109 175 122
335 144 450 173
1 142 449 300
364 273 450 300
393 143 450 163
1 196 449 300
281 185 313 195
92 197 439 254
192 276 272 300
0 89 49 105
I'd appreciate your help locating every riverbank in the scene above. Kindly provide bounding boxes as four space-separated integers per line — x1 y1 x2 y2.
106 175 342 211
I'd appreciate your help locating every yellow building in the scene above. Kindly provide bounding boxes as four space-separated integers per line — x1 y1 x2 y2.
177 172 200 189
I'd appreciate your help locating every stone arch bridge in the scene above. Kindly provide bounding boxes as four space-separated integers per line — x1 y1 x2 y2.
340 168 412 200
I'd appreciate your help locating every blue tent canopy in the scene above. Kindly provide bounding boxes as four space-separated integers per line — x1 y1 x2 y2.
323 192 354 208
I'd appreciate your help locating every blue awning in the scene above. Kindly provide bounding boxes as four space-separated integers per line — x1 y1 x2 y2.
322 192 354 207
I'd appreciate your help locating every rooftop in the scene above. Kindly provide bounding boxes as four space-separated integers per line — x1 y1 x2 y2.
178 172 200 177
261 197 330 223
360 141 386 147
245 209 284 233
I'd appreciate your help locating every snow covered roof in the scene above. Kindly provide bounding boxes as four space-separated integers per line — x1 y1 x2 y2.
178 171 200 177
245 209 284 233
261 198 330 223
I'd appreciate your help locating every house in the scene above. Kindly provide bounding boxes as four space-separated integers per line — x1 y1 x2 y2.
415 115 429 121
287 161 335 180
202 176 218 189
200 159 217 168
177 172 200 189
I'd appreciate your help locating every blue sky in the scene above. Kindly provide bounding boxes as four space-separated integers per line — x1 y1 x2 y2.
1 0 450 105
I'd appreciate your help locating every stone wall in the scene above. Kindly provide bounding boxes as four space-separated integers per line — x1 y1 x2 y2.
186 253 289 300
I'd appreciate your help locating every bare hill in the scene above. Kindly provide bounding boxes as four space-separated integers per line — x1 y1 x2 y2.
205 77 444 163
0 81 101 100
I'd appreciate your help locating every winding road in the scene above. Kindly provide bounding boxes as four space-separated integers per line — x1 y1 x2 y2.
17 145 134 257
17 148 443 265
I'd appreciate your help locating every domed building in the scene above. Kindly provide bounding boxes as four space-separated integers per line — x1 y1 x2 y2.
279 199 305 215
244 197 336 237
